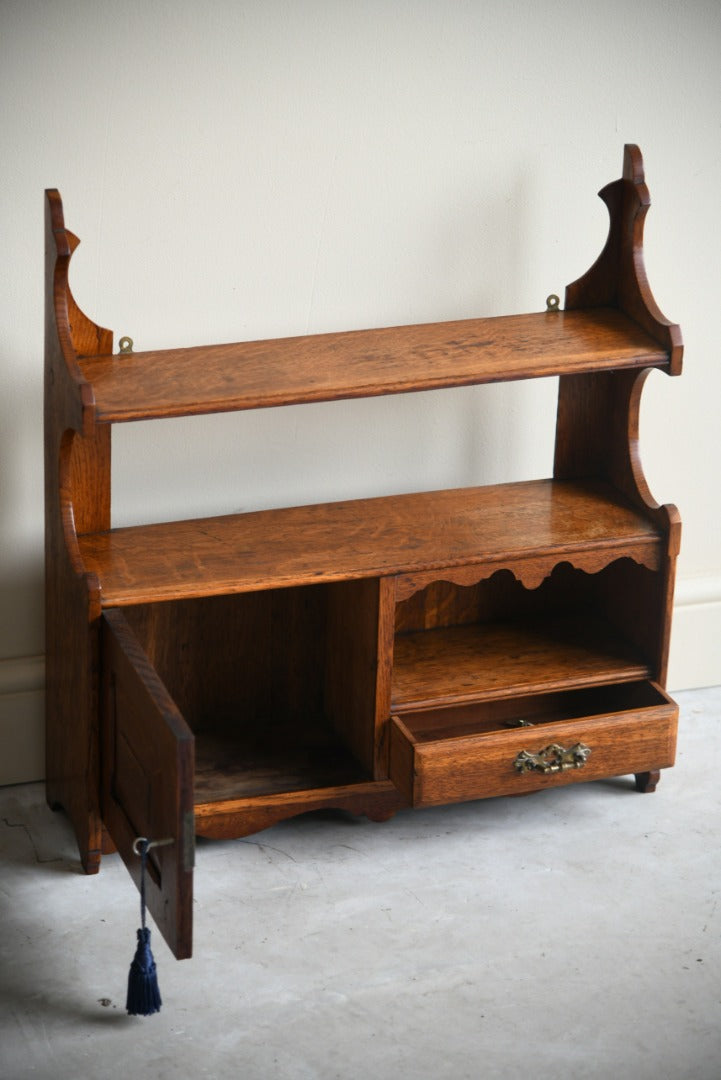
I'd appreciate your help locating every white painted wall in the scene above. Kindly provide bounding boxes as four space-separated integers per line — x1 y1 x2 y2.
1 0 719 783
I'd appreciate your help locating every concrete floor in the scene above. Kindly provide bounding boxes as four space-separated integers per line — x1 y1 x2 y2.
1 687 719 1080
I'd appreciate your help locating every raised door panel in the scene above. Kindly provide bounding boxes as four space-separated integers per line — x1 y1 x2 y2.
101 608 195 959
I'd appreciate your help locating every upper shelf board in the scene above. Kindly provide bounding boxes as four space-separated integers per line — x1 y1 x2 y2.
77 308 670 423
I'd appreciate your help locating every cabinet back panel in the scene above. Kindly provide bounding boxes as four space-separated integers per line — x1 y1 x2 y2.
395 560 660 646
122 588 328 734
395 564 591 634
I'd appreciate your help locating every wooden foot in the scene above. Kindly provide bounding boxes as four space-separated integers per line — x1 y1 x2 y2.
46 792 103 872
82 849 103 875
634 770 661 793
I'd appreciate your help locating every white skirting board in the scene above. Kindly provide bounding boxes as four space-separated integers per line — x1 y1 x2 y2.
0 580 719 786
666 575 721 695
0 655 45 786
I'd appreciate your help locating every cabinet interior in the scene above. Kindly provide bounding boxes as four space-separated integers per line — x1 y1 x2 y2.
392 560 662 713
121 582 377 803
394 680 670 744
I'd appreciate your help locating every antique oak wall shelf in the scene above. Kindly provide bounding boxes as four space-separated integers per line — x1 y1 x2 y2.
45 145 682 959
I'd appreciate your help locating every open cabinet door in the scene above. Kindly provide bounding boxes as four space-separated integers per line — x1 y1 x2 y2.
101 608 195 959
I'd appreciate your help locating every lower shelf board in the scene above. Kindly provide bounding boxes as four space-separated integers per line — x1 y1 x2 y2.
193 778 405 840
193 724 370 804
391 614 650 712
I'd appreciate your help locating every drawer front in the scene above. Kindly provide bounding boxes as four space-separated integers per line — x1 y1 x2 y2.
389 690 677 807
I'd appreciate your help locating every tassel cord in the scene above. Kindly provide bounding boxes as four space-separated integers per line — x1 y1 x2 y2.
139 839 148 932
126 837 162 1017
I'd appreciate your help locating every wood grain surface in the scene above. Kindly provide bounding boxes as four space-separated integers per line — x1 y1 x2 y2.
391 615 651 711
77 479 660 605
77 308 669 422
389 680 677 806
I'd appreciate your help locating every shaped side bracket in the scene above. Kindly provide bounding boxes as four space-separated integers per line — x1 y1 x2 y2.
565 144 682 375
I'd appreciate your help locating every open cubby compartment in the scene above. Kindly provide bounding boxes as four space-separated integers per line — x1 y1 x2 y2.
391 558 666 713
106 578 385 810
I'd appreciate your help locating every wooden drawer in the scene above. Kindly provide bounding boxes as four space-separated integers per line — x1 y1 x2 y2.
389 681 677 807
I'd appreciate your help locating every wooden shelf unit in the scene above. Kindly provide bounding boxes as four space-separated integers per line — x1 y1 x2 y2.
45 145 682 960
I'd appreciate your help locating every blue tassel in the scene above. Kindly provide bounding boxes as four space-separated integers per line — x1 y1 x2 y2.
126 839 162 1016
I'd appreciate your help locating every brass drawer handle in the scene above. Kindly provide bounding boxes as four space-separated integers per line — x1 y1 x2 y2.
514 742 591 774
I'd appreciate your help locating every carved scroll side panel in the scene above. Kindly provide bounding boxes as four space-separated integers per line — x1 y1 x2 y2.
565 144 682 374
44 190 114 872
